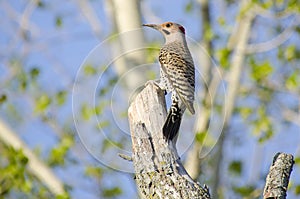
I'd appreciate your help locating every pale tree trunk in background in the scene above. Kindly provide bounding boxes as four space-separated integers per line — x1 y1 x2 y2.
184 0 214 179
0 119 65 196
211 1 255 197
105 0 146 91
185 0 255 197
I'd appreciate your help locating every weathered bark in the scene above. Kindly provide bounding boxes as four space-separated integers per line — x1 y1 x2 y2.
128 83 210 199
263 153 294 199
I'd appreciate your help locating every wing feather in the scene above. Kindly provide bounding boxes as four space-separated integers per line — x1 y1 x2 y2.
159 46 195 114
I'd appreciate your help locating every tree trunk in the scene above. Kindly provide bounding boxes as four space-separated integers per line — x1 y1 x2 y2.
106 0 146 90
263 153 294 199
211 1 255 197
128 83 211 199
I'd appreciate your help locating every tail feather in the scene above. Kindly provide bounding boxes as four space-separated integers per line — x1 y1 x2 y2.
163 103 182 141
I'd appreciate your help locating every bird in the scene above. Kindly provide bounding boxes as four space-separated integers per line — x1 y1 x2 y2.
143 22 195 142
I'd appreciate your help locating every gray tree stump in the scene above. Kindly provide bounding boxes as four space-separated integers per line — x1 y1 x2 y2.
128 83 211 199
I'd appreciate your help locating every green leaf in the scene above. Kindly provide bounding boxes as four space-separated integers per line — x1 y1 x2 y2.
56 193 71 199
258 128 273 143
85 166 103 178
94 106 102 115
295 26 300 35
238 106 253 119
195 131 215 147
81 104 94 121
284 45 296 61
36 0 45 8
228 160 242 176
35 94 51 113
0 147 29 196
95 101 107 115
216 48 231 69
286 71 299 90
204 25 214 41
55 90 67 106
96 120 110 129
0 94 7 104
18 70 28 91
108 76 118 86
295 184 300 195
252 107 273 143
102 187 122 198
294 156 300 166
233 185 256 197
277 47 284 59
99 87 109 96
55 16 63 28
218 17 226 26
61 135 74 148
195 131 207 144
250 60 273 82
30 68 40 80
287 0 300 12
84 64 97 76
185 1 193 13
48 136 74 166
101 138 122 153
21 180 32 193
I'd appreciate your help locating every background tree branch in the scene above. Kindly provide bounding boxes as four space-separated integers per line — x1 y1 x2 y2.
263 153 294 199
0 119 65 196
184 0 214 179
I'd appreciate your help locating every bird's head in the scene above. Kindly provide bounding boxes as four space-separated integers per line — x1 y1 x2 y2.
143 22 186 43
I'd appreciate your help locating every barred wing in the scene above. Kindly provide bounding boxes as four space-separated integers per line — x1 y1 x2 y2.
159 48 195 114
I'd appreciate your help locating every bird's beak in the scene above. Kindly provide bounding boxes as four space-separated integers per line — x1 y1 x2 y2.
142 24 160 30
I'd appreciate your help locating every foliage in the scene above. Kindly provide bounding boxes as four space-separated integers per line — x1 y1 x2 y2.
232 185 258 198
0 0 299 199
102 187 122 198
0 145 66 198
228 160 242 176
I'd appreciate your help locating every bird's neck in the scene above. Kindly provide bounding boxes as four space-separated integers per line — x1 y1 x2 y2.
164 32 187 45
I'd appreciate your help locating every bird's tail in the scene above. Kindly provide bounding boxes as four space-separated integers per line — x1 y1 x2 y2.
163 102 182 141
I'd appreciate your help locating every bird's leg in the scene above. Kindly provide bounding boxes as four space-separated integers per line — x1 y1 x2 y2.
170 94 180 122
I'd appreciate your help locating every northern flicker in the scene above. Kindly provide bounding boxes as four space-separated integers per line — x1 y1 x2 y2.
143 22 195 142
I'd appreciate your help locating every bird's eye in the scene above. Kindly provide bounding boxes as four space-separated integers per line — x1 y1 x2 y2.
166 23 172 28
